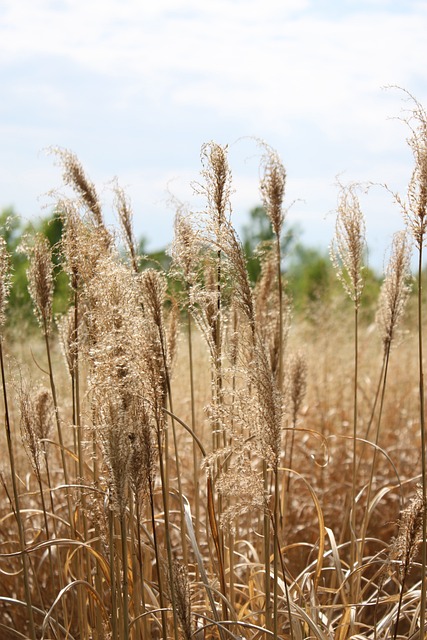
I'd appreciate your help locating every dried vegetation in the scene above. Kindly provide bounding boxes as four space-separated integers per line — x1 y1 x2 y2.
0 96 427 639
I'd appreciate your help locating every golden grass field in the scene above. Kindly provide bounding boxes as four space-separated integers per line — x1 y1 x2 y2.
0 95 427 640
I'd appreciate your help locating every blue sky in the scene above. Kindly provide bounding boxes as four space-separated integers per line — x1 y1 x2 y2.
1 0 426 270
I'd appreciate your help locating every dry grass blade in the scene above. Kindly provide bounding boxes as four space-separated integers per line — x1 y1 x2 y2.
182 495 221 624
40 580 109 639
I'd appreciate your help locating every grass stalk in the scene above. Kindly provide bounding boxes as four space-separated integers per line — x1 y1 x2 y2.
187 310 200 546
155 418 180 640
43 318 90 638
417 245 427 633
109 500 118 640
149 478 168 640
275 233 284 391
350 304 359 604
120 512 130 640
0 339 36 640
42 319 74 534
134 495 148 639
263 461 272 631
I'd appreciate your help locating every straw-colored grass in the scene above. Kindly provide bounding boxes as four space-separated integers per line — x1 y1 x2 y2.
0 95 426 639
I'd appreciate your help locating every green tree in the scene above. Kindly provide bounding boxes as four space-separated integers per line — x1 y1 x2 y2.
0 207 69 324
286 242 381 317
286 244 334 311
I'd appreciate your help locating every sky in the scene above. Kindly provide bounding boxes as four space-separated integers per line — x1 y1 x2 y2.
1 0 426 271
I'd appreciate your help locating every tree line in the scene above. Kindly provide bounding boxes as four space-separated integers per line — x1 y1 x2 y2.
0 204 382 327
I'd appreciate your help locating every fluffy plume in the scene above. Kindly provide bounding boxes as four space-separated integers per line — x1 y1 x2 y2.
128 398 157 501
216 449 266 534
169 558 192 640
220 220 255 332
0 237 11 329
376 230 412 352
23 234 54 333
396 90 427 249
52 148 104 228
97 395 132 516
389 486 425 579
189 260 220 364
251 338 283 471
170 210 201 287
197 141 232 231
260 145 286 237
59 199 111 288
19 386 54 476
288 351 308 424
330 183 366 308
113 182 139 273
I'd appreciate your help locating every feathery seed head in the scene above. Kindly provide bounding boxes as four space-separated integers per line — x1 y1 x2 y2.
85 254 143 404
128 397 157 500
59 199 111 287
260 148 286 237
251 338 283 471
389 486 425 579
170 211 201 285
52 148 104 227
215 449 267 533
139 268 167 330
169 559 192 640
33 388 54 443
189 261 220 362
19 386 53 475
113 183 139 273
220 221 255 331
376 230 412 352
98 396 131 516
24 234 54 332
198 141 232 230
0 237 11 329
404 97 427 248
288 352 308 424
330 184 366 308
142 321 167 435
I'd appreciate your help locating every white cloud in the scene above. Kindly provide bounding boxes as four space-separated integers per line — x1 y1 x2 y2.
2 1 425 133
0 0 426 268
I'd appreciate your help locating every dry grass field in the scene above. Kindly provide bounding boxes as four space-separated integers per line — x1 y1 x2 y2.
0 94 427 639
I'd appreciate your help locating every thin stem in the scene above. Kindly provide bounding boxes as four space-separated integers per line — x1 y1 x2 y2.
43 320 75 535
275 234 283 391
156 422 180 640
187 309 200 546
135 495 148 639
418 245 427 633
120 512 130 640
350 304 359 608
0 339 36 640
109 501 118 640
273 469 279 640
149 477 168 640
263 462 271 632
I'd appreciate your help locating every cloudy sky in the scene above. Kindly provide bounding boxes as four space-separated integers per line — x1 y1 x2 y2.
1 0 426 270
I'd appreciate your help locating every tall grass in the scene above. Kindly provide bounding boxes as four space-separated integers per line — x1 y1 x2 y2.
0 99 426 640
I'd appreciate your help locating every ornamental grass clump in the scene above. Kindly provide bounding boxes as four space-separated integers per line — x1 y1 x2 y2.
2 102 427 639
